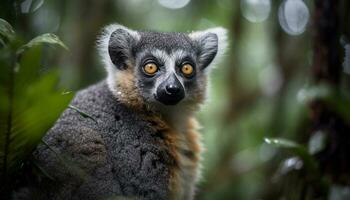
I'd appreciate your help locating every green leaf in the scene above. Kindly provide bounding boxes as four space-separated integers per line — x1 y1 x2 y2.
0 18 15 42
68 105 98 124
264 137 318 172
15 46 42 93
264 138 300 148
17 33 68 54
0 23 72 190
0 47 73 176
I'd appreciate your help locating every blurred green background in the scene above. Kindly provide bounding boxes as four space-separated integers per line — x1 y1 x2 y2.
1 0 350 199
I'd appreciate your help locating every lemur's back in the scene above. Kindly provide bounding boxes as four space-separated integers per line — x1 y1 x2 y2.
33 81 171 200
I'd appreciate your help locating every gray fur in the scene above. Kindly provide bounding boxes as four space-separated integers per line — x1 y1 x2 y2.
136 31 195 54
26 81 172 200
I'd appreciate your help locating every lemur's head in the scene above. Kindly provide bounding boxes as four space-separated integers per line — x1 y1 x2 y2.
98 24 227 111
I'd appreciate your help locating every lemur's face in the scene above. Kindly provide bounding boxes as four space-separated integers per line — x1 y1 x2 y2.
99 25 226 108
133 32 212 106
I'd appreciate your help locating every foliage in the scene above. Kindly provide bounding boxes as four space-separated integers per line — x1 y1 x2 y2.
264 137 318 172
0 18 72 193
68 105 98 124
1 0 350 199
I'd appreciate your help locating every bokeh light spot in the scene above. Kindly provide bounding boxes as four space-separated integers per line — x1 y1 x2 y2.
259 65 283 96
240 0 271 23
158 0 190 9
278 0 310 36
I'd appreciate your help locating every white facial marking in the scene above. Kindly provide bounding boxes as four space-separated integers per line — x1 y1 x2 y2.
148 49 189 96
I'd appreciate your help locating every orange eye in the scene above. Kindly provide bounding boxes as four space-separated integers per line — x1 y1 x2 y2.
143 63 158 75
181 64 194 76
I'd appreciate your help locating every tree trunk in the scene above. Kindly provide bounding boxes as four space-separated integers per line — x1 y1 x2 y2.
311 0 350 186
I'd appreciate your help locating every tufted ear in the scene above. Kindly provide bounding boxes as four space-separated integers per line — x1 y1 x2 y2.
97 24 140 70
189 27 228 69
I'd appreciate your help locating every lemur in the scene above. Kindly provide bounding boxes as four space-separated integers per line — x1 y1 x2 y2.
28 24 227 200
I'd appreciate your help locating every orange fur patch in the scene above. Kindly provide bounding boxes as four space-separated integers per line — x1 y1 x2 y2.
113 67 144 110
143 114 202 199
185 118 202 163
112 64 204 199
187 76 207 109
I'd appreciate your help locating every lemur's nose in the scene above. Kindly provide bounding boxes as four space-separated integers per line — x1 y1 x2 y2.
156 74 184 105
165 84 180 95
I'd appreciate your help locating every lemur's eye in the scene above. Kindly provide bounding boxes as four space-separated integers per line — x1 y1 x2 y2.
143 63 158 75
181 64 194 76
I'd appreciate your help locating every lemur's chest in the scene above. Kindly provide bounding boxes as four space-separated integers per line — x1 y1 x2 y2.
145 116 202 200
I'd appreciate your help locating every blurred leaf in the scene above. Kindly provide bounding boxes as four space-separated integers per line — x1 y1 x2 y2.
308 131 327 155
276 156 303 176
32 158 55 181
329 185 350 200
28 0 45 13
0 37 5 47
15 46 42 94
264 137 301 149
297 84 350 121
0 44 73 177
17 33 68 54
68 105 98 124
4 73 73 174
343 44 350 74
0 18 15 42
264 137 318 172
297 84 331 104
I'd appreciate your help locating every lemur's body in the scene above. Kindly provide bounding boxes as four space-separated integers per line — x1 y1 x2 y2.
28 25 227 200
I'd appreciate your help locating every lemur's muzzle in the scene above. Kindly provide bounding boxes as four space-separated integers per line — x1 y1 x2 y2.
156 74 184 105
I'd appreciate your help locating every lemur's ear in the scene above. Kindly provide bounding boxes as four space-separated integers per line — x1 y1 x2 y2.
98 24 140 70
189 27 228 69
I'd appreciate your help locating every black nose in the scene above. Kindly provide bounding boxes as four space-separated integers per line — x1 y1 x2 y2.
156 74 185 105
165 84 180 95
